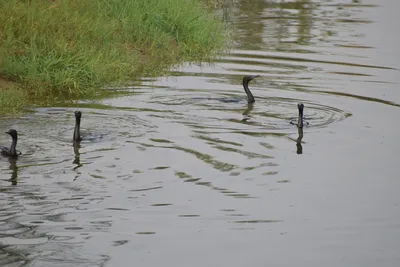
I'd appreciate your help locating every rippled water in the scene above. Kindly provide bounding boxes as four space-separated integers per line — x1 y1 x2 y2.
1 0 400 266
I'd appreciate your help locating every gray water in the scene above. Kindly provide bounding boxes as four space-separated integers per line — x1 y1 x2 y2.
1 0 399 266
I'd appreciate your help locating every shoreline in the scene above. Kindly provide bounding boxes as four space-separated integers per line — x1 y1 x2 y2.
0 0 228 114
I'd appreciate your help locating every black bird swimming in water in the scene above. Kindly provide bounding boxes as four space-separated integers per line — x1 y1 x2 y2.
1 129 21 158
243 75 260 103
73 111 82 143
296 103 304 128
291 103 307 128
190 75 259 103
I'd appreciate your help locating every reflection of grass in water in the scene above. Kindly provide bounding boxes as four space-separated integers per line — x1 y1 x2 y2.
0 243 38 265
213 145 272 159
130 186 163 192
175 171 192 179
263 171 279 176
260 142 275 149
233 220 282 223
89 173 106 179
196 135 243 147
136 232 156 235
150 138 174 144
174 170 255 198
134 142 265 197
244 166 260 171
151 166 170 170
196 181 211 186
233 131 286 138
173 146 236 172
233 53 395 70
137 142 273 198
277 179 290 183
193 139 277 174
316 90 400 108
185 178 201 183
221 190 235 194
151 203 172 207
224 193 257 199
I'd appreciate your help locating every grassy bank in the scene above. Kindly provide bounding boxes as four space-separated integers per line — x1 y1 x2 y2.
0 0 227 113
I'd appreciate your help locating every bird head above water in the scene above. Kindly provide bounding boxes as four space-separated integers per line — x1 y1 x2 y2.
1 129 20 158
75 110 82 120
243 75 260 84
298 103 304 114
6 129 18 139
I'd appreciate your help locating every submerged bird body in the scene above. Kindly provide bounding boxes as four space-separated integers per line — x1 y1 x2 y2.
242 75 260 103
73 111 82 143
1 129 21 158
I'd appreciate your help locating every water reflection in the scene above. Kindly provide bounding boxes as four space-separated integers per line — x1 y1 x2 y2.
72 143 82 181
72 143 81 167
8 158 18 185
241 103 254 122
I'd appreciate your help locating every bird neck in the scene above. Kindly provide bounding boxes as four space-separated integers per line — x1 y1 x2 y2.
9 136 18 156
73 120 81 142
298 109 304 128
243 80 255 103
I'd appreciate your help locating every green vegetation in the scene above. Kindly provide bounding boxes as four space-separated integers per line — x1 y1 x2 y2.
0 0 227 113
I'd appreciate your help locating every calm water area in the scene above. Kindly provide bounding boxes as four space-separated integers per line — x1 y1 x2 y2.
1 0 399 266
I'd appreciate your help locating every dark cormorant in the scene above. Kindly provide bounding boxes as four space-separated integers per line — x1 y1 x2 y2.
73 111 82 143
297 103 304 128
1 129 21 158
242 75 260 103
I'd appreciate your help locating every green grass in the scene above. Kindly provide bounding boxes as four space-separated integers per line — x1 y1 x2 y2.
0 0 228 113
0 86 27 114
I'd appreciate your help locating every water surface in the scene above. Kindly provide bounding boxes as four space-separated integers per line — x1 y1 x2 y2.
1 0 399 266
